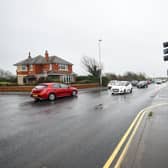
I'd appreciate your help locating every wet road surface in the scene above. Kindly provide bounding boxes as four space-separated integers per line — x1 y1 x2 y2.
0 84 165 168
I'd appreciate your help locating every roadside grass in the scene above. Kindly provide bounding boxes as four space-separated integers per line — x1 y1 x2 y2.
0 82 11 84
0 81 17 85
148 111 153 117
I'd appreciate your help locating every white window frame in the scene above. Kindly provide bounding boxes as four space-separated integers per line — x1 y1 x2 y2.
29 64 33 71
59 64 68 71
49 64 52 70
17 66 22 71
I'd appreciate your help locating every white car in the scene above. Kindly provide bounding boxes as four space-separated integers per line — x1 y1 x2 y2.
107 80 118 89
111 81 133 94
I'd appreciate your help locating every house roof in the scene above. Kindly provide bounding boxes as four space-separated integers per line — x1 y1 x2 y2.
14 55 73 66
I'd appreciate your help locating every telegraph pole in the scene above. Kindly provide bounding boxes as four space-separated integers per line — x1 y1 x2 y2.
98 39 102 86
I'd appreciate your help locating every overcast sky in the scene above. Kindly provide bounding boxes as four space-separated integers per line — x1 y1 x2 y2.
0 0 168 77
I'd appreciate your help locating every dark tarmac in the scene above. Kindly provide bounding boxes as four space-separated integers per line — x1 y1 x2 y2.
0 84 166 168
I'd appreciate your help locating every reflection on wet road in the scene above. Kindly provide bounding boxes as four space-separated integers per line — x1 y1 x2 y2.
0 84 166 168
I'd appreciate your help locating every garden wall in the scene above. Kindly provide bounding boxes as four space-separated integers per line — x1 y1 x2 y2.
0 83 99 92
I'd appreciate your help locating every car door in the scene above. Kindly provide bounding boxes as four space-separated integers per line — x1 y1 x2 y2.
52 83 62 97
60 84 70 97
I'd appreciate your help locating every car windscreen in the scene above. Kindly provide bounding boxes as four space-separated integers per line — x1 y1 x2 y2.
109 80 117 84
115 81 127 86
139 81 145 84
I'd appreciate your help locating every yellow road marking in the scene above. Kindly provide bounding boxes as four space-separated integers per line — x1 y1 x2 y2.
103 102 168 168
114 102 168 167
102 110 144 168
114 111 145 168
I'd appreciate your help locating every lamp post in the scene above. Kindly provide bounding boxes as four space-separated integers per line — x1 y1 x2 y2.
98 39 102 86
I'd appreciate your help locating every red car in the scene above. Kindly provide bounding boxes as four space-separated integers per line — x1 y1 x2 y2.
31 83 78 101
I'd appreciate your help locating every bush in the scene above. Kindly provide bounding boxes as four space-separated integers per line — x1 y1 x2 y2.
75 75 109 86
37 76 60 83
76 75 99 84
0 76 17 86
102 76 109 86
76 76 90 81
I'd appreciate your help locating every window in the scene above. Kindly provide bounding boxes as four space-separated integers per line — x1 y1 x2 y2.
21 65 27 71
53 83 60 88
60 84 68 88
126 82 130 86
59 64 68 71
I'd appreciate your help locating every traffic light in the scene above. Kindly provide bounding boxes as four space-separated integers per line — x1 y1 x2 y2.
163 41 168 61
164 55 168 61
164 48 168 55
163 42 168 48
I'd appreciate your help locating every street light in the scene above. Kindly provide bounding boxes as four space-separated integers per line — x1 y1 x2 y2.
98 39 102 86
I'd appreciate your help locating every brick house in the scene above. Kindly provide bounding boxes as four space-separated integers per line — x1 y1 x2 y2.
14 51 75 85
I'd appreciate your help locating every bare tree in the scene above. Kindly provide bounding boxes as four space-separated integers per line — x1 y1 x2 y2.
0 68 15 79
81 56 101 77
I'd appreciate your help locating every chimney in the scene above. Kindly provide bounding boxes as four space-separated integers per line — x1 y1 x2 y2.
28 51 31 59
45 50 49 61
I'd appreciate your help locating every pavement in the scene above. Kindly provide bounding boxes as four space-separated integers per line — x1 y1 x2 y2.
119 85 168 168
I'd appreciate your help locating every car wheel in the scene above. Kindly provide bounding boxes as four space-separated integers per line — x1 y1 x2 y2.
34 98 39 102
48 93 56 101
130 88 132 93
72 90 77 96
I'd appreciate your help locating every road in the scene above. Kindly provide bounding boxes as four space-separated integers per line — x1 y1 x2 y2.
0 84 166 168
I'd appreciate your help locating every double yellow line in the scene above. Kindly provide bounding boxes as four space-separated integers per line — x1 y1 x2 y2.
103 103 168 168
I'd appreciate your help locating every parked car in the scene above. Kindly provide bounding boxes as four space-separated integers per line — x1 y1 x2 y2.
155 80 162 84
131 80 139 86
31 83 78 101
137 81 148 88
111 81 133 94
162 79 167 83
107 80 118 89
